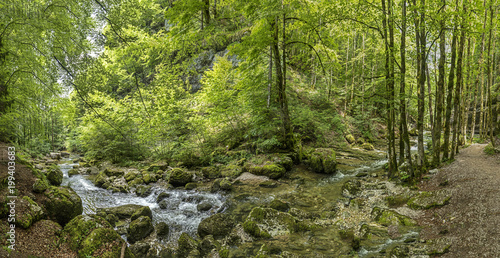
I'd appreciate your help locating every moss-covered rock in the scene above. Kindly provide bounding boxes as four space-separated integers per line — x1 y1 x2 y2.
246 164 286 179
361 142 375 150
44 186 83 226
197 213 234 239
127 216 154 244
130 242 151 257
407 190 452 210
93 171 109 187
269 154 293 171
185 182 197 190
156 222 169 238
124 170 140 182
97 204 146 219
345 134 356 144
342 179 362 198
142 172 157 184
197 202 213 212
269 199 290 212
135 185 152 197
201 166 221 179
371 207 416 227
219 178 232 190
307 148 337 174
156 192 170 203
243 207 310 238
103 168 124 177
32 178 49 193
68 168 79 177
47 165 63 186
147 162 168 172
130 206 152 221
220 164 243 178
199 235 221 256
168 168 193 187
63 214 134 258
177 232 198 257
128 177 144 188
16 196 44 229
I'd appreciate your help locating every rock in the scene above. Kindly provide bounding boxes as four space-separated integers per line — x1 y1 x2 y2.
60 151 70 158
201 166 221 179
220 164 243 178
131 206 153 221
157 192 170 203
386 193 413 207
219 178 232 190
50 152 61 160
147 162 169 172
429 169 439 174
135 185 153 197
127 216 154 244
16 196 44 229
142 172 156 184
185 182 197 190
102 168 124 177
130 242 151 257
158 200 168 209
63 215 133 258
307 148 337 174
93 172 109 187
156 222 169 238
345 134 356 144
33 178 49 193
426 238 451 255
407 189 452 210
360 223 389 240
356 172 369 177
128 177 144 188
371 207 416 227
44 186 83 226
197 202 213 212
408 127 418 136
112 177 129 193
105 214 118 227
97 204 146 219
199 235 220 256
124 170 140 182
390 245 410 257
342 179 362 198
198 213 234 239
46 165 63 186
177 232 198 257
269 199 290 212
361 142 375 150
68 168 79 177
259 181 278 188
269 154 293 171
243 207 310 238
245 164 286 179
168 168 193 187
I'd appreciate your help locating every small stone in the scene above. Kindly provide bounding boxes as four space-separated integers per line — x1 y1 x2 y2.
197 202 213 212
157 192 170 203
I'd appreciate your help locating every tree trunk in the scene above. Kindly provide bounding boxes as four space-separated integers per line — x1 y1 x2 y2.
268 46 272 108
443 29 457 161
203 0 210 25
452 24 466 159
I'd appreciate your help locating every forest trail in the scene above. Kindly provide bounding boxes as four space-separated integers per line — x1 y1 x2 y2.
418 144 500 257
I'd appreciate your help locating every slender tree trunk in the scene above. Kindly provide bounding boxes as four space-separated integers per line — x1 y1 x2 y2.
344 37 350 114
443 29 457 161
350 32 357 113
452 24 466 159
203 0 210 25
462 38 472 145
268 46 272 108
478 0 488 140
426 64 434 132
486 4 495 145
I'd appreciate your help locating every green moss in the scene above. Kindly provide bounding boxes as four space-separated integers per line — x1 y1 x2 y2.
242 220 270 239
246 164 286 179
407 190 452 210
307 148 337 174
124 171 139 182
177 232 198 257
220 164 243 178
16 196 43 229
45 186 83 226
168 168 193 187
79 228 125 258
201 166 221 179
32 178 49 193
127 216 154 243
68 169 79 177
63 214 111 251
372 207 416 226
47 164 63 186
269 199 290 212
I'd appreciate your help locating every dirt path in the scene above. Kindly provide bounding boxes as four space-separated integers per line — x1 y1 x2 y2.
417 144 500 257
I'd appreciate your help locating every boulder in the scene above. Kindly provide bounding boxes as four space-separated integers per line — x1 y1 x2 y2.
201 166 221 179
371 207 416 227
68 168 79 177
44 186 83 226
220 164 243 178
63 214 133 258
158 200 168 209
131 206 153 221
103 168 124 177
156 192 170 203
185 182 197 190
307 148 337 174
243 207 311 238
345 134 356 144
245 164 286 179
269 199 290 212
197 202 213 212
97 204 146 219
135 185 153 197
361 142 375 151
127 216 154 244
60 151 70 158
197 213 234 239
177 232 198 257
16 196 44 229
130 242 151 257
147 162 169 172
407 189 452 210
32 178 49 193
168 168 193 187
49 152 61 160
46 165 63 186
124 170 140 182
156 222 169 238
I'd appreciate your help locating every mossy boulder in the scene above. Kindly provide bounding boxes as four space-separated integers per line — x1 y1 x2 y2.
93 172 109 187
220 164 243 178
147 162 168 172
124 171 140 182
371 207 416 227
407 190 452 210
345 134 356 144
342 179 362 198
32 178 49 193
128 177 144 188
185 182 197 190
269 199 290 212
243 207 310 238
97 204 146 219
130 242 151 257
361 142 375 150
68 168 79 177
47 165 63 186
156 222 169 238
156 192 170 203
197 202 213 212
197 213 234 239
127 216 154 244
177 232 198 257
135 185 152 197
16 196 44 229
268 154 293 171
141 172 157 184
130 206 152 221
201 166 221 179
245 164 286 179
44 186 83 226
103 168 124 177
307 148 337 174
63 214 134 258
168 168 193 187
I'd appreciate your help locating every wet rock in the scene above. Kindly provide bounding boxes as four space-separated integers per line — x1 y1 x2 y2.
156 192 170 203
185 182 197 190
361 142 375 150
156 222 169 238
307 148 337 174
105 213 118 227
269 199 290 212
44 186 83 226
197 202 213 212
68 168 79 177
112 177 129 193
130 206 152 221
50 152 61 160
142 172 157 184
32 178 49 193
243 207 310 238
342 179 362 198
259 181 278 188
127 216 154 244
168 168 193 187
124 170 140 182
130 241 151 257
199 235 221 256
220 164 243 178
63 214 133 257
147 162 169 172
128 177 144 188
198 213 234 239
201 166 221 179
16 196 44 229
177 232 198 257
219 178 233 190
135 185 153 197
46 165 63 186
407 189 452 210
158 200 168 209
245 164 286 179
60 151 70 158
103 168 124 177
268 154 293 171
372 207 416 227
390 245 410 257
97 204 145 219
93 171 109 187
360 223 389 239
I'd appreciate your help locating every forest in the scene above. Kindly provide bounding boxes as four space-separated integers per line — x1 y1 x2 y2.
0 0 499 257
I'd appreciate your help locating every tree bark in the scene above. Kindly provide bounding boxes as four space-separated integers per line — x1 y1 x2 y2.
452 23 466 159
443 29 457 161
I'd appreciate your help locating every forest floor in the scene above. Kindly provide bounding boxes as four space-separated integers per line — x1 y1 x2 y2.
417 144 500 257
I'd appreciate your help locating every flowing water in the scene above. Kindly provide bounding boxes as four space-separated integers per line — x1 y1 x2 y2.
58 156 226 242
